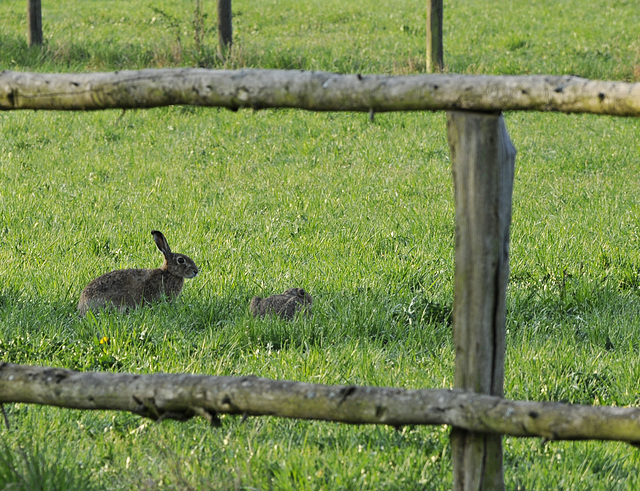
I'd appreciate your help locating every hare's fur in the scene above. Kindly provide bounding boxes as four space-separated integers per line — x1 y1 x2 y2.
250 287 313 320
78 230 198 316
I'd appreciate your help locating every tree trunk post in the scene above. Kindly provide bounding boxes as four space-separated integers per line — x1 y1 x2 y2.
27 0 43 47
217 0 232 57
426 0 443 72
446 111 516 490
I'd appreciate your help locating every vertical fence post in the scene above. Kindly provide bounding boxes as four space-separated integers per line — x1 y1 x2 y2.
217 0 233 57
426 0 443 72
446 111 516 490
27 0 43 47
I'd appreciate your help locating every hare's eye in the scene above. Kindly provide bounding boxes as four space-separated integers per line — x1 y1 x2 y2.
177 257 185 264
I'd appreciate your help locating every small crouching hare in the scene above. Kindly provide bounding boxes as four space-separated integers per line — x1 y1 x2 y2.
77 230 199 316
250 288 313 320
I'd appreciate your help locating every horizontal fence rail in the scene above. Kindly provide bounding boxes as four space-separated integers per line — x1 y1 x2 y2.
1 69 640 116
1 363 639 444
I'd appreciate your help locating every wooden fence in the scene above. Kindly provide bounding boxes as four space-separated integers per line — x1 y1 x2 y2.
1 69 640 490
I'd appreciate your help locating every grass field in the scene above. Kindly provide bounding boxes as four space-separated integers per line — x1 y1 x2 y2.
1 0 640 489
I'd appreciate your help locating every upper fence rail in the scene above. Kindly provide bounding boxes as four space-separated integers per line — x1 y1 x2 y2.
1 69 640 116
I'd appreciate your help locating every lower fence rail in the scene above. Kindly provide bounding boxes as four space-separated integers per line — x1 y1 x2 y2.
1 362 639 445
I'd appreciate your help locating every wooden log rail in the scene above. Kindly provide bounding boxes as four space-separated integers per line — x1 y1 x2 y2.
1 69 640 116
1 363 640 444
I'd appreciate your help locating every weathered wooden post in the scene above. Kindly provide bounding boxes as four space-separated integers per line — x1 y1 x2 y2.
446 111 516 490
426 0 443 72
27 0 43 47
217 0 232 57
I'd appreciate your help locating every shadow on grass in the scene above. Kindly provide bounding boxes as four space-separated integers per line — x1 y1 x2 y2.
0 33 192 72
0 441 98 491
507 272 640 353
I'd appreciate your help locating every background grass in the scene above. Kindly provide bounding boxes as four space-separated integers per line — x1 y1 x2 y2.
1 0 640 489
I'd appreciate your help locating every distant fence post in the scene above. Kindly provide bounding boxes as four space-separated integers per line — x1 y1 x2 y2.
426 0 443 72
446 112 516 490
27 0 43 47
217 0 232 56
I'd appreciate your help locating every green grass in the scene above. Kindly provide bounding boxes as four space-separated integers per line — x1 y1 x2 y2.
1 0 640 489
1 0 639 78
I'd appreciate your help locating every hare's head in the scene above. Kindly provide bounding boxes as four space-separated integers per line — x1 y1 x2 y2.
284 288 313 305
152 230 199 279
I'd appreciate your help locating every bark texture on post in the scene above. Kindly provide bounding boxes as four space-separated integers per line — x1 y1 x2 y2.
27 0 43 47
426 0 443 72
447 112 516 490
217 0 232 55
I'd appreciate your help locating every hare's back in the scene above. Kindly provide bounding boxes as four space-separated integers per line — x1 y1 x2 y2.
79 268 153 307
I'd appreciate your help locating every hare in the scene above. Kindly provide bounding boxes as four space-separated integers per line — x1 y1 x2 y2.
77 230 198 316
250 287 313 320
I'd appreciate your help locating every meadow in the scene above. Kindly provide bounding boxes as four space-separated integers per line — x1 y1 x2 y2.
1 0 640 489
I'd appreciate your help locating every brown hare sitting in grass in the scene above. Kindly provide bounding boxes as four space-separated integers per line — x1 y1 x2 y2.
250 287 313 320
78 230 198 316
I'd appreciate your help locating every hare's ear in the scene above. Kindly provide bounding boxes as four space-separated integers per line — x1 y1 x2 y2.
151 230 171 256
